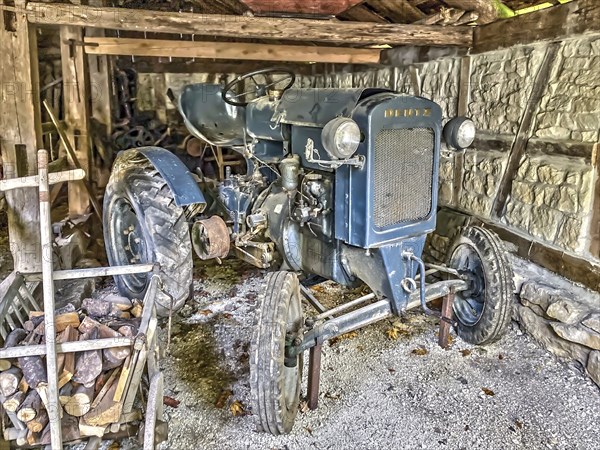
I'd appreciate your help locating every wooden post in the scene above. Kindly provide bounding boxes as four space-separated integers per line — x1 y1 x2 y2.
492 43 560 218
0 0 43 273
60 1 92 218
452 56 472 208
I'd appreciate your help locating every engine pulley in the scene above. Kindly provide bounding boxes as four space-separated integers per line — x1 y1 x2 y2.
192 216 230 261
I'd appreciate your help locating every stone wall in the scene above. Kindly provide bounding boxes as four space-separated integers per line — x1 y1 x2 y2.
517 282 600 387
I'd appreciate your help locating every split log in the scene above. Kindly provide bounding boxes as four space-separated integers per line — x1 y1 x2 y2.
17 390 42 423
79 420 106 438
56 326 79 388
26 407 48 433
32 312 81 335
0 360 11 371
28 304 77 328
59 383 73 406
131 303 143 318
3 427 27 442
73 328 103 387
65 383 94 417
83 297 131 319
18 377 29 393
3 391 26 412
3 329 28 349
0 367 23 397
18 356 46 389
26 430 39 446
82 377 122 427
103 294 133 311
90 368 120 411
117 325 137 337
79 316 131 365
40 413 80 445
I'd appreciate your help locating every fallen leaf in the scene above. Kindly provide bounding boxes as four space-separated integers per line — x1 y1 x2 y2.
447 335 454 346
460 349 472 357
324 391 340 400
481 387 495 396
411 347 428 356
198 309 213 316
222 313 233 319
330 331 358 345
388 368 396 373
515 419 523 429
230 400 245 416
305 427 313 435
387 328 400 340
215 389 233 409
163 396 180 408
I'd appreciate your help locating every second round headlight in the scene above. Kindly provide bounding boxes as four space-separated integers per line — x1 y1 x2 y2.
322 117 361 159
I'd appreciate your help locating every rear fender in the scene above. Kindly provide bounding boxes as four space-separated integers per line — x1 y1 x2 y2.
120 147 206 210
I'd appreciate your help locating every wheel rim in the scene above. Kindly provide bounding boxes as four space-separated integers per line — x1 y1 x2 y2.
107 197 150 294
450 243 486 326
283 290 303 410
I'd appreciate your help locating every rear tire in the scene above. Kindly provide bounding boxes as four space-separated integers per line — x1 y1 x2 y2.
448 226 514 345
250 271 304 435
103 151 193 316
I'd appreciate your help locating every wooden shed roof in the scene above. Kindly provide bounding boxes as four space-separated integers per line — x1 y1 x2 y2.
122 0 573 26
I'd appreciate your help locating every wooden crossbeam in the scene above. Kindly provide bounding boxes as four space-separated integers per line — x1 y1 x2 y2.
474 0 600 53
23 2 473 47
84 37 382 64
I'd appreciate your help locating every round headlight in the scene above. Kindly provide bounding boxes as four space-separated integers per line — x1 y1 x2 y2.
443 117 476 150
322 117 361 159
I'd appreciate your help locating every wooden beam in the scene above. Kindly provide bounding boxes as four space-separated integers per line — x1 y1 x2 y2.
84 37 382 64
381 45 467 66
366 0 426 23
474 0 600 53
0 0 43 273
117 58 333 75
492 43 560 218
24 3 473 47
61 14 92 218
238 0 365 16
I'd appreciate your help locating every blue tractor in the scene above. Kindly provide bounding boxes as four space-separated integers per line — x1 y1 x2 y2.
103 68 514 434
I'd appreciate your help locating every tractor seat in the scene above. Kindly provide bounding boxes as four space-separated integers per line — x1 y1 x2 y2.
178 83 246 147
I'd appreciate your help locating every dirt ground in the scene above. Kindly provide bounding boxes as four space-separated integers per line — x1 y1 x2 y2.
1 229 599 450
150 259 600 450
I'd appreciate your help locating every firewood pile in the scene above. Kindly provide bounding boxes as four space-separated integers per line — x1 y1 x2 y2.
0 295 148 447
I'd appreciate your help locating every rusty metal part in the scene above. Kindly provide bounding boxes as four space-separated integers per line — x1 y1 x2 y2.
184 136 205 157
307 343 322 410
438 288 456 349
192 216 230 260
233 241 276 269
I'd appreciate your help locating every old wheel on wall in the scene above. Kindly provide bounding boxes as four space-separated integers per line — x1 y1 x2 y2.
448 226 514 345
250 271 304 435
103 152 193 316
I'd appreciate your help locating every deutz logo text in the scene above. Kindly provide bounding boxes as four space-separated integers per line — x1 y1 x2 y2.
384 108 431 118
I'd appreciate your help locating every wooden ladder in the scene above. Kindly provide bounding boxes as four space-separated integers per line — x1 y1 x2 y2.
0 149 156 449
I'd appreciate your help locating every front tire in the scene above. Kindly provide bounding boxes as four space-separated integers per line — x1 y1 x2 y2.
250 272 304 435
448 226 514 345
103 151 193 316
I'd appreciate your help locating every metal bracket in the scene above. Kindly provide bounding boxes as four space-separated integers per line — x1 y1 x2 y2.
304 138 365 169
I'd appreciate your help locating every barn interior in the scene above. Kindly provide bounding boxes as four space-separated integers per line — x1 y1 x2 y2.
0 1 599 449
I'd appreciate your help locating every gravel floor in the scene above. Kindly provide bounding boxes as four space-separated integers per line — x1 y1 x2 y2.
154 259 600 450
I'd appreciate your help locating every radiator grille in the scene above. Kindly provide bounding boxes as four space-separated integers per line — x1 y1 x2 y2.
373 128 435 228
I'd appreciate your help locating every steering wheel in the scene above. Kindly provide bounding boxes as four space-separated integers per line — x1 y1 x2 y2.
222 68 296 107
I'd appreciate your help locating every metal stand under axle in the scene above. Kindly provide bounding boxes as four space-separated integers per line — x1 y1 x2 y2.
303 283 462 410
